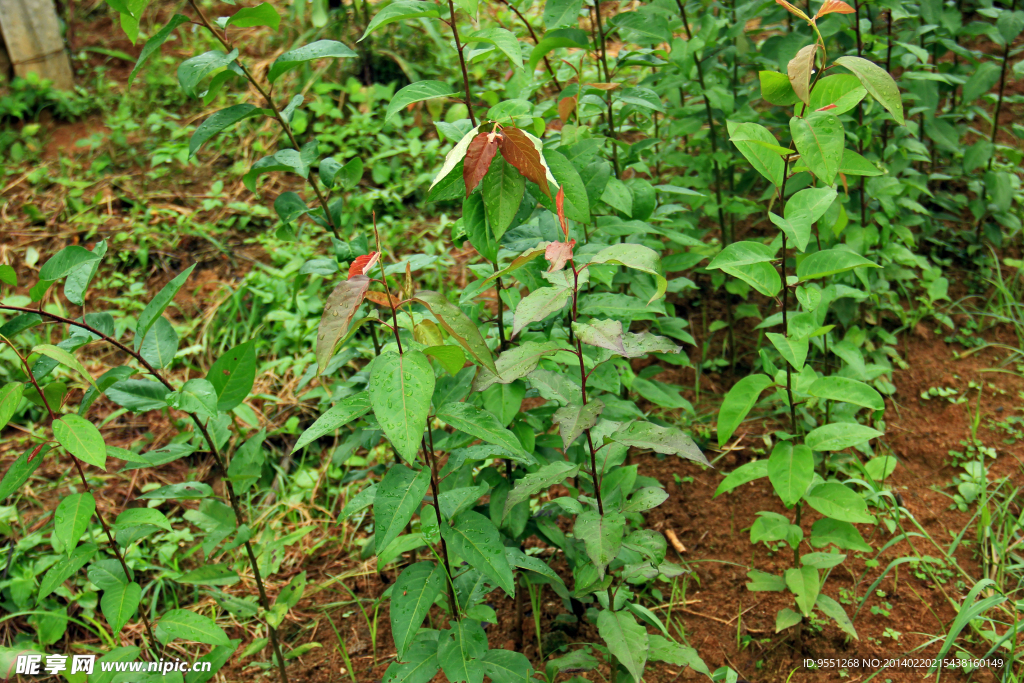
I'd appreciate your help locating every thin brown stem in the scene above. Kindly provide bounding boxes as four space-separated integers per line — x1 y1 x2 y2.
2 339 161 659
187 0 340 240
569 264 604 515
0 305 290 683
423 433 460 619
446 0 476 126
497 0 561 89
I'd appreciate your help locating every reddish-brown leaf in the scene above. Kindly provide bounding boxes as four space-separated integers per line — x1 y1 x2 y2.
365 290 403 308
558 96 577 123
816 0 855 17
316 275 371 373
585 82 620 91
555 186 569 238
463 131 499 196
815 103 838 112
349 252 380 279
545 239 575 273
499 127 551 199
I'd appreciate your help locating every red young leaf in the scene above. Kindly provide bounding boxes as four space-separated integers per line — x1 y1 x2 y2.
498 127 552 199
557 96 577 123
545 239 575 273
816 0 855 17
815 103 838 112
463 131 500 196
349 252 380 279
555 186 569 239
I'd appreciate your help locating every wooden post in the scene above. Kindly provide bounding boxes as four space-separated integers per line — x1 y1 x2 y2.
0 0 74 89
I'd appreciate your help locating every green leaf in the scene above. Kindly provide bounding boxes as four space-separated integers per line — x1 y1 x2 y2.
552 400 603 449
292 393 372 454
0 443 47 500
612 10 671 43
369 351 434 464
135 264 196 352
0 382 24 432
54 414 107 470
803 483 875 524
834 55 905 125
816 594 858 639
543 0 584 29
542 149 590 223
713 459 768 497
138 317 178 370
601 176 633 215
796 249 879 280
206 340 257 411
767 442 814 507
178 50 238 99
587 243 666 304
727 121 785 187
624 487 669 512
443 511 516 596
790 112 844 186
785 566 820 617
776 608 803 632
528 28 589 72
176 564 239 586
746 569 786 591
39 543 96 601
424 345 466 377
610 421 709 465
54 492 95 555
436 401 532 462
226 2 280 29
481 649 534 683
839 148 882 176
412 291 497 375
765 333 808 370
438 620 488 683
502 461 580 520
129 14 189 84
760 70 801 105
707 240 775 269
807 376 883 410
469 27 523 70
481 156 526 240
39 246 101 281
596 609 648 683
648 635 710 676
114 507 172 532
362 0 440 40
962 62 1001 102
512 286 571 337
64 240 106 305
464 191 498 262
717 375 773 447
386 80 457 123
805 423 883 451
391 562 445 660
268 40 357 82
0 264 15 286
375 464 431 555
156 609 231 646
783 186 837 252
101 581 141 634
166 378 219 419
806 74 866 115
575 511 625 578
137 482 214 500
382 631 439 683
189 104 260 158
864 455 897 481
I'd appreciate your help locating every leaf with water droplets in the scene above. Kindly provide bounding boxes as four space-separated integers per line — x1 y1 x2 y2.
411 291 497 375
552 400 604 449
316 275 370 374
790 112 844 186
787 44 819 105
368 351 435 464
